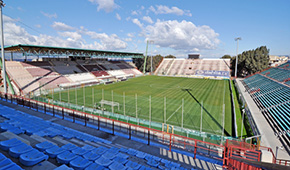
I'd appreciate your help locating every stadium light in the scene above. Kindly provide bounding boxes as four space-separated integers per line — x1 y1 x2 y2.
234 37 241 78
149 40 154 73
0 0 6 94
143 40 154 74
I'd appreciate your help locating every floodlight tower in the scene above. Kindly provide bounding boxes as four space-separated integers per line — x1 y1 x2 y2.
143 40 154 74
234 37 241 78
150 41 154 73
0 0 6 94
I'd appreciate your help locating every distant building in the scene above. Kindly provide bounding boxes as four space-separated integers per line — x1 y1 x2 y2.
188 54 200 59
269 55 289 67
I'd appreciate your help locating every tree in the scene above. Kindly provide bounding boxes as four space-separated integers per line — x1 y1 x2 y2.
221 55 231 59
133 54 163 73
165 55 176 58
231 46 269 77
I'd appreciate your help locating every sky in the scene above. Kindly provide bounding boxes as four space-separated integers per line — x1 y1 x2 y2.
3 0 290 58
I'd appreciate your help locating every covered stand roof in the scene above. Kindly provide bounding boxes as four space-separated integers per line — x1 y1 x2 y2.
4 44 144 58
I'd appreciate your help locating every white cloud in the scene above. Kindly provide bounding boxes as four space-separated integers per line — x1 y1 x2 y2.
142 16 153 24
124 38 132 42
4 16 36 45
84 31 127 50
35 24 41 28
116 13 121 20
131 11 138 16
127 33 135 38
149 5 192 16
3 15 127 51
51 22 74 31
58 31 82 40
88 0 119 13
132 18 143 28
131 6 145 16
126 17 131 21
41 11 57 19
144 20 220 52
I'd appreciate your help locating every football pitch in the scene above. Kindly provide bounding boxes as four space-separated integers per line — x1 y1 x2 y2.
46 76 232 136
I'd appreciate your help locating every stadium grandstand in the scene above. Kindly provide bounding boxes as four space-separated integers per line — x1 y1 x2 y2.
238 61 290 158
1 44 290 170
154 58 230 79
3 44 143 96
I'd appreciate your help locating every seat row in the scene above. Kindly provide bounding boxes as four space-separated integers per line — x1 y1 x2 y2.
260 67 290 83
243 74 290 139
0 152 23 170
0 104 192 169
0 137 187 170
0 138 48 167
0 106 111 145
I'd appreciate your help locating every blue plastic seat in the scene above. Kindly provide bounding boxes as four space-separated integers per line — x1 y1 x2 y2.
0 153 6 162
82 145 95 151
35 141 56 152
61 143 78 151
115 152 129 159
9 143 33 158
147 159 159 167
69 156 92 170
0 123 14 131
102 151 116 160
8 127 25 135
53 164 74 170
125 160 141 170
95 156 112 167
119 147 127 153
91 146 108 155
109 162 126 170
4 163 23 170
61 133 74 139
57 151 78 164
139 166 152 170
19 149 49 166
126 148 137 156
0 158 14 169
0 138 23 151
164 161 181 168
136 151 147 159
83 151 101 161
113 156 128 164
84 163 105 170
71 147 90 156
46 146 66 158
107 147 119 154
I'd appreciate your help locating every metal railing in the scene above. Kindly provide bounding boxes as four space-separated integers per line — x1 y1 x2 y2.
1 92 288 169
0 92 225 162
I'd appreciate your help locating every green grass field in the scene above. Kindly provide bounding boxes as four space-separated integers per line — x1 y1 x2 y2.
45 76 233 136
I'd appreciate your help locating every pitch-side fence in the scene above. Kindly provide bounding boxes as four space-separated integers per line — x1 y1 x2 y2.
1 92 289 169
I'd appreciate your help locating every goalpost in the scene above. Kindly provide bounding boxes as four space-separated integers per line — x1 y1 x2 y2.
99 100 120 111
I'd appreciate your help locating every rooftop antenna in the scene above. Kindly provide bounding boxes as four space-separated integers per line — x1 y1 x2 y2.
0 0 6 94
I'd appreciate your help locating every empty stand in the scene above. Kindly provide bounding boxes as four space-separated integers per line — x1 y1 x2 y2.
5 59 142 95
155 58 231 78
243 67 290 149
